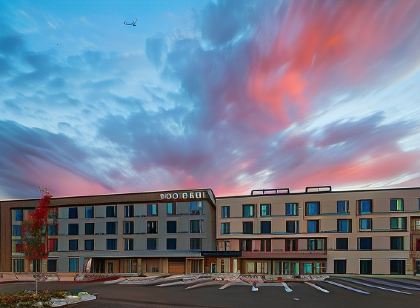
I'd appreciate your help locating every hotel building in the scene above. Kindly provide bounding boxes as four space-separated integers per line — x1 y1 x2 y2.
0 189 216 274
0 186 419 275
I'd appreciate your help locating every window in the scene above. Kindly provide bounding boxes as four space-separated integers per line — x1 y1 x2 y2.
167 238 176 250
358 237 372 250
106 205 117 218
307 220 319 233
106 239 117 250
68 207 78 219
337 200 349 213
12 225 21 236
190 238 202 250
32 260 41 273
47 259 57 272
167 221 177 233
242 204 255 218
166 203 176 215
285 239 298 251
124 205 134 217
260 221 271 234
13 259 24 272
221 206 230 218
308 239 325 251
189 201 202 215
12 240 23 253
85 206 94 218
69 239 78 251
14 209 23 221
259 239 271 252
286 221 299 233
190 220 201 233
85 223 94 235
360 260 372 274
359 218 372 231
304 263 313 274
305 202 320 216
240 239 252 251
336 238 348 250
260 204 271 216
48 224 58 236
337 219 352 233
334 260 346 274
68 224 79 235
147 221 158 234
85 239 94 251
390 198 404 212
390 217 407 230
221 222 230 234
390 236 404 250
147 238 157 250
106 222 117 234
124 238 134 251
358 199 372 214
147 204 158 216
243 222 253 234
48 239 58 252
68 258 79 272
390 260 405 275
415 220 420 231
123 221 134 234
48 208 58 219
285 203 298 216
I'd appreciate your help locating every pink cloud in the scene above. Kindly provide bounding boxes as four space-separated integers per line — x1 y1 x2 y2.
247 0 420 128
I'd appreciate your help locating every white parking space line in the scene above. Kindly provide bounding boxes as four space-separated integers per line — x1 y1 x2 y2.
282 282 293 292
305 282 330 293
391 279 420 287
340 278 411 295
325 280 370 295
361 278 420 291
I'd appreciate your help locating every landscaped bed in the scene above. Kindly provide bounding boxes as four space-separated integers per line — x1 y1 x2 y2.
0 290 96 307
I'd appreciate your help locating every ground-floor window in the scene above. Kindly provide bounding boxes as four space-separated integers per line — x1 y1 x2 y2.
334 260 346 274
145 259 160 272
416 260 420 274
32 260 41 273
69 258 79 272
190 259 202 273
244 261 269 274
360 259 372 274
121 259 137 273
303 263 313 274
390 260 405 275
12 258 24 272
47 259 57 272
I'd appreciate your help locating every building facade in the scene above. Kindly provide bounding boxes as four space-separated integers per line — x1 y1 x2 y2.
215 187 420 275
0 186 419 275
0 189 216 274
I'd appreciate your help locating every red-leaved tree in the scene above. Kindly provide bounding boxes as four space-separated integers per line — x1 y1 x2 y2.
22 189 52 293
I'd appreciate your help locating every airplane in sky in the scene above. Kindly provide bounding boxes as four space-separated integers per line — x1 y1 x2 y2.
124 18 137 26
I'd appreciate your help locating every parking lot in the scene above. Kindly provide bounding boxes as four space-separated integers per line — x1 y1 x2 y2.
1 276 420 307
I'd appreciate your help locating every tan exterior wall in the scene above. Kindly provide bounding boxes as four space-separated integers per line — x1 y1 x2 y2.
216 187 420 275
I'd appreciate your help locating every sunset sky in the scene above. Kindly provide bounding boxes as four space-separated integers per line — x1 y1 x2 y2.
1 0 420 199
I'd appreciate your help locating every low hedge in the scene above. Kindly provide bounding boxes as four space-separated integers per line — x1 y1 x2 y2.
0 290 67 308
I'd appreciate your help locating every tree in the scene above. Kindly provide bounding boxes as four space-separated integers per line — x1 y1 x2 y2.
21 189 52 294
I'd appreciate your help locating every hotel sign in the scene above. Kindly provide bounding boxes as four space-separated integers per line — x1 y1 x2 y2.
160 191 206 200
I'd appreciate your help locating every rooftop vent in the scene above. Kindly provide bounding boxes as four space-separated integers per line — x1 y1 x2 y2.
305 186 332 193
251 188 290 196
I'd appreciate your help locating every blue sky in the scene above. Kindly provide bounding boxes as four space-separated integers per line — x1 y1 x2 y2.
0 0 419 199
